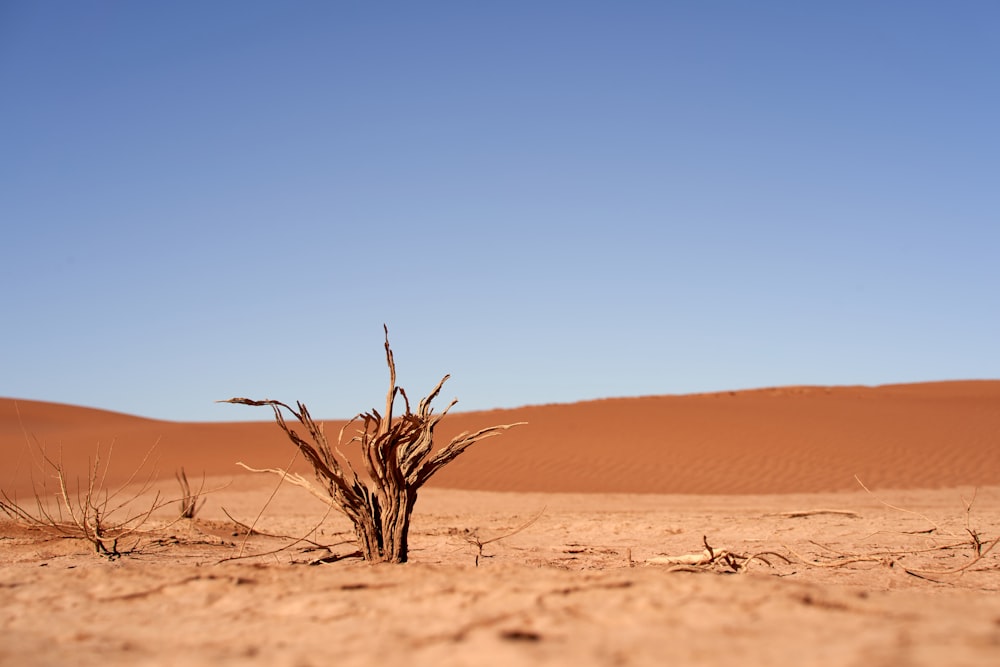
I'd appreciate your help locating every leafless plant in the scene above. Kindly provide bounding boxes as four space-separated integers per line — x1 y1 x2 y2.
222 327 525 563
461 507 545 566
175 467 206 519
0 442 167 559
961 487 985 558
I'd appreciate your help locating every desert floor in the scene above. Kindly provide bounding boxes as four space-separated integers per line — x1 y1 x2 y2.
2 383 999 665
2 482 999 666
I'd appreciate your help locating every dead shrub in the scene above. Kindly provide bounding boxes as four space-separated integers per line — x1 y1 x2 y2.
223 327 524 563
0 442 168 559
175 467 206 519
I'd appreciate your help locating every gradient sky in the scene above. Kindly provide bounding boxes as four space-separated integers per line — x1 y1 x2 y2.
2 1 998 422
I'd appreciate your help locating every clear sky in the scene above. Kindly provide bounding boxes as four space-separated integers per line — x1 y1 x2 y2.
2 1 998 422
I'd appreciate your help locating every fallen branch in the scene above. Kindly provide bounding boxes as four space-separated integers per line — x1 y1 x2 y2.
773 509 861 519
647 536 791 573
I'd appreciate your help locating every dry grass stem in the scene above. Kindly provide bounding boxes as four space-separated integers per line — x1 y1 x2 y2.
214 505 359 564
175 467 206 519
854 475 946 534
232 449 302 558
462 507 546 566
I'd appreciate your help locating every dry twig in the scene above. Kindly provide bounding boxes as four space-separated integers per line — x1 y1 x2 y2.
785 482 999 581
774 509 861 519
461 507 546 566
647 536 791 573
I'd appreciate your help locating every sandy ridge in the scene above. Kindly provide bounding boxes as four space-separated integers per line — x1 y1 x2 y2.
3 380 999 496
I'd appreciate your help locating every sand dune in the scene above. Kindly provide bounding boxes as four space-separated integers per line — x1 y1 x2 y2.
3 382 1000 667
3 380 999 496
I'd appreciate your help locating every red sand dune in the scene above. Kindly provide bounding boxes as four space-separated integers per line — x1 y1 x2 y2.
2 381 999 496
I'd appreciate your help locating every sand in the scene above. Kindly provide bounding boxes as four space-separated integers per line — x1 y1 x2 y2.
2 381 999 665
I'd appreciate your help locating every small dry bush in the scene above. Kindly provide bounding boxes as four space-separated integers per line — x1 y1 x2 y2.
175 467 206 519
224 328 524 563
0 442 169 558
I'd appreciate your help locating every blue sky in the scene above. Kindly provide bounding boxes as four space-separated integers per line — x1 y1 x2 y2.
2 1 998 421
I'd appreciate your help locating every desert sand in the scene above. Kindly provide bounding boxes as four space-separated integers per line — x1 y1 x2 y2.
2 381 999 666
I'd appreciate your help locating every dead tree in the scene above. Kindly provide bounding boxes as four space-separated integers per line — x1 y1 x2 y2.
223 328 524 563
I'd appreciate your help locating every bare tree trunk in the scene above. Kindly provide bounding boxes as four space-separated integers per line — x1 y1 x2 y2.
352 488 417 563
380 488 417 563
